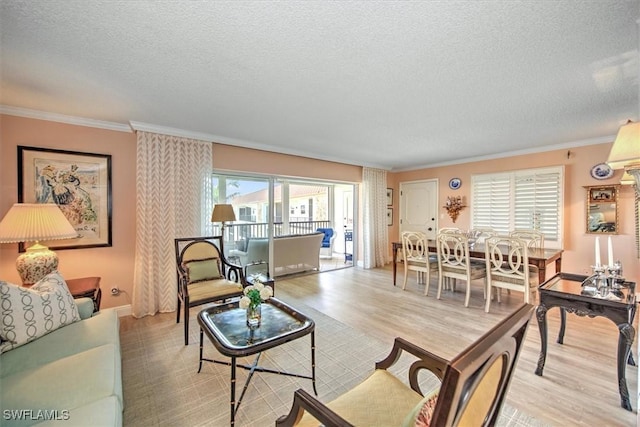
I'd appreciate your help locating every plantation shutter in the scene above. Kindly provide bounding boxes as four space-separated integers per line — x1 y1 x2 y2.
471 173 511 235
472 166 563 248
514 170 561 242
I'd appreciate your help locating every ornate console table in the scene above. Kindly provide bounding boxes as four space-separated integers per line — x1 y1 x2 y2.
535 272 637 411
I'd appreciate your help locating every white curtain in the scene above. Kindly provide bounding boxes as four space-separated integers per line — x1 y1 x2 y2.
362 167 389 268
132 131 213 318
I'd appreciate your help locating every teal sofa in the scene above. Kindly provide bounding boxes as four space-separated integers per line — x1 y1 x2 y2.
0 298 123 426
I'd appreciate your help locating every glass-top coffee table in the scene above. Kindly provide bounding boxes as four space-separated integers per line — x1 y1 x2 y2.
197 297 316 426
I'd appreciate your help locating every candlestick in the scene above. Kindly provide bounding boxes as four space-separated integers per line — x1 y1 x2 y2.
595 237 601 267
607 236 613 267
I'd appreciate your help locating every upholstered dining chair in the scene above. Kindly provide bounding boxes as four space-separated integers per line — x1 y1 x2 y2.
509 229 544 249
276 303 534 427
175 236 246 345
436 232 487 307
401 231 438 296
484 236 539 312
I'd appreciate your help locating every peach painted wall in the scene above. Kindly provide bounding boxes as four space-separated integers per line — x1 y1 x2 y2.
3 113 637 304
388 144 640 284
212 143 362 182
0 115 363 309
1 114 137 309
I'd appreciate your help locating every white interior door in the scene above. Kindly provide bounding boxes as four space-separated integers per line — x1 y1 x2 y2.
399 180 438 240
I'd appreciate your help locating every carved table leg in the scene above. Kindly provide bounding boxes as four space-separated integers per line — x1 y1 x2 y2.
557 308 566 344
617 322 635 411
393 245 399 286
535 304 548 376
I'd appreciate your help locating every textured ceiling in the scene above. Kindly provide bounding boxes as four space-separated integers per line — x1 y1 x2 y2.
1 1 638 170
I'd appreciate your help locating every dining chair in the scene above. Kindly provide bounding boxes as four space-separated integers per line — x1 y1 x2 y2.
438 227 461 234
509 229 544 249
484 236 539 312
436 232 487 307
470 227 497 244
401 231 438 296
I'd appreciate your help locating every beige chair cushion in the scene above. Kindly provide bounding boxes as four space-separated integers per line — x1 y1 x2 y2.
187 279 242 304
297 369 423 427
492 266 539 286
442 261 486 279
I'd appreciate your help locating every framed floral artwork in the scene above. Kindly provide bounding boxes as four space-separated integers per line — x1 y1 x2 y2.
18 146 112 250
387 188 393 206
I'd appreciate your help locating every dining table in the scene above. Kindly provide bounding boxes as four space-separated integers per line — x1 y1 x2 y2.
391 241 564 286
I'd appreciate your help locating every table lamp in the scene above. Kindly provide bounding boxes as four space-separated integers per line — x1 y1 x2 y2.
211 204 236 236
607 120 640 187
0 203 78 285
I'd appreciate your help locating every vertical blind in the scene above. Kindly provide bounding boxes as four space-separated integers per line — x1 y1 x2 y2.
471 166 563 248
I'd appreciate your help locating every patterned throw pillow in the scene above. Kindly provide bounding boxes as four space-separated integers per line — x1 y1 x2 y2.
183 258 222 283
0 271 80 353
401 389 439 427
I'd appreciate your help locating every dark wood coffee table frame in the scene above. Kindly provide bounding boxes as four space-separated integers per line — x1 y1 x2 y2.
535 272 637 411
198 297 316 426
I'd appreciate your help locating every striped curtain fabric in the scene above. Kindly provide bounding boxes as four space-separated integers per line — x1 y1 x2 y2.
362 167 389 269
132 131 213 318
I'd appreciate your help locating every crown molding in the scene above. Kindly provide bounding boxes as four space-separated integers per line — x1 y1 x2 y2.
129 121 387 170
392 134 616 172
0 105 133 133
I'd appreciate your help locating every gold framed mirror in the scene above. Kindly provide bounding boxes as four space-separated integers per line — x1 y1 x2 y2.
585 185 619 234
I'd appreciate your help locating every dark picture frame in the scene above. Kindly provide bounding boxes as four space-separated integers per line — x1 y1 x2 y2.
386 188 393 206
387 208 393 226
18 146 112 251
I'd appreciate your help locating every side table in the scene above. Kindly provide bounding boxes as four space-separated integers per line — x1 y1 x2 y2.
66 277 102 313
535 272 636 411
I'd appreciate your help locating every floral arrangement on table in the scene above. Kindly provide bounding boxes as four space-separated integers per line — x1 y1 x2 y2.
240 278 274 328
240 279 274 309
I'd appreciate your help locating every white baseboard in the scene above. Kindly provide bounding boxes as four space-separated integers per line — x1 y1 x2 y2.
111 304 132 317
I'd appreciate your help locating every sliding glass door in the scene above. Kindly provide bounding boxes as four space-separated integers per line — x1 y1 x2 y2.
213 173 355 277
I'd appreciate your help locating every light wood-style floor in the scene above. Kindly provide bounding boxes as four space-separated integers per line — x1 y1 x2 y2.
275 265 638 427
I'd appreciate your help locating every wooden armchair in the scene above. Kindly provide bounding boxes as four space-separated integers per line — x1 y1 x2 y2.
276 303 534 427
175 236 246 345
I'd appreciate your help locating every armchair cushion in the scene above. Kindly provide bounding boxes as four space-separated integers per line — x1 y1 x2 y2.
187 279 243 304
0 272 80 353
183 257 222 283
296 369 422 427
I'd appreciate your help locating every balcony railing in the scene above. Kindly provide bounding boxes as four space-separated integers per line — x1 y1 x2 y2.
213 220 331 243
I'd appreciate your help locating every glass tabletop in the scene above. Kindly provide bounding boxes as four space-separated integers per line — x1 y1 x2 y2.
198 298 314 356
540 273 636 305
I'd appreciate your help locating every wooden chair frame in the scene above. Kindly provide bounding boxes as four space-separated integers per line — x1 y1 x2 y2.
436 232 487 307
175 236 246 345
401 231 438 295
509 229 544 249
485 236 537 312
276 304 534 427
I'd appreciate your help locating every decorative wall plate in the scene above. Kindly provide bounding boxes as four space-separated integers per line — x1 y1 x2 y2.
590 163 614 180
449 178 461 190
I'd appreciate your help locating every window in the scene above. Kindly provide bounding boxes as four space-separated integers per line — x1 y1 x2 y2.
471 166 564 248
